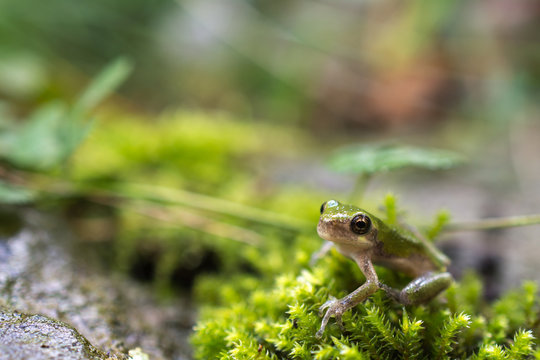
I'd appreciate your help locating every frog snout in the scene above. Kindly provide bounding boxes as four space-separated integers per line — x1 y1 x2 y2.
316 219 330 239
317 218 341 241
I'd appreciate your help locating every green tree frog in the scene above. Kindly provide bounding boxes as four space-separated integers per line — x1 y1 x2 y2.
316 200 453 337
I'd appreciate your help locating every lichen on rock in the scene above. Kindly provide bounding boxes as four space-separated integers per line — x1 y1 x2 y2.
0 310 112 360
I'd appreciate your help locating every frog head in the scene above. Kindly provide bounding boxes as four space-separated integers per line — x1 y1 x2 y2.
317 200 378 249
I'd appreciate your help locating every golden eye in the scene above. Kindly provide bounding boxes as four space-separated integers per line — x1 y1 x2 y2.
350 214 371 235
320 201 327 214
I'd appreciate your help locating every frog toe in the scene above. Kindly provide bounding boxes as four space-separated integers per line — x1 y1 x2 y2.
319 296 337 316
317 297 345 337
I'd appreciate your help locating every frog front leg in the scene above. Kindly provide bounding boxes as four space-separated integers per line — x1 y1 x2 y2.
379 272 453 306
310 241 334 266
317 254 379 337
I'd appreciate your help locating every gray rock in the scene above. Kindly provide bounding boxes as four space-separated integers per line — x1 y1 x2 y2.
0 310 110 360
0 209 193 359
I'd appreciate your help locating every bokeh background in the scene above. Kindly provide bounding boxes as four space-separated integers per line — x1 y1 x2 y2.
3 0 539 128
1 0 540 358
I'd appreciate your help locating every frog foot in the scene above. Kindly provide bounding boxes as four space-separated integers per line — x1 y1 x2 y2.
316 296 345 338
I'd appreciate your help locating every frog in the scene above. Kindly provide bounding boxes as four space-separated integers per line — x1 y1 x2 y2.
315 199 453 337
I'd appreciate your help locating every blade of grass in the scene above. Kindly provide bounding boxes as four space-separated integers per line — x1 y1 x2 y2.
113 199 264 246
112 183 312 232
445 214 540 233
70 57 133 118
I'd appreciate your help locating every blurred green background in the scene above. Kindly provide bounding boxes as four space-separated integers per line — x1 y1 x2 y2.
3 0 538 128
1 0 540 331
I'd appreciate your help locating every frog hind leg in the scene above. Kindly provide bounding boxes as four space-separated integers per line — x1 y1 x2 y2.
379 272 453 306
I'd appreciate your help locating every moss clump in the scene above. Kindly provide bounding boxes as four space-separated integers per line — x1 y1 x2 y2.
192 248 540 359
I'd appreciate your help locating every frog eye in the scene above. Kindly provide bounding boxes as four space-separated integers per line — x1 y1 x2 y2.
320 201 327 214
351 214 371 235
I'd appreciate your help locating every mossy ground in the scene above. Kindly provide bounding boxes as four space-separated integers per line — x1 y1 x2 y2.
191 199 540 359
192 247 540 359
3 102 539 359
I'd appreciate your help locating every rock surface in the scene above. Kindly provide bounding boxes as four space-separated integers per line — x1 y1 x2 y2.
0 208 193 359
0 310 108 360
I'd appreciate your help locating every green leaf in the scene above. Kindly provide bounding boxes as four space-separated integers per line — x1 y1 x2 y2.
328 144 465 175
0 180 36 204
0 58 132 171
71 57 133 117
0 102 66 170
62 57 133 156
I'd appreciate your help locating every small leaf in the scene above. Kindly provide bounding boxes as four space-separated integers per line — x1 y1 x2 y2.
328 144 465 175
0 102 66 170
71 57 133 117
0 58 132 171
62 57 133 156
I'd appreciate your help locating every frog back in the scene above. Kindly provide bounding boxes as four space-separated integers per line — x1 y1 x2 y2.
375 220 449 272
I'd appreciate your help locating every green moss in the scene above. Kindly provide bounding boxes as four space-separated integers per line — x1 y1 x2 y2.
66 109 326 291
71 109 310 194
192 247 540 359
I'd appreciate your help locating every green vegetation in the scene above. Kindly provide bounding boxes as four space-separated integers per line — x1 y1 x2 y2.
3 75 538 357
0 62 323 295
2 68 539 357
191 202 540 359
0 58 132 174
1 1 540 358
328 144 465 176
327 144 465 202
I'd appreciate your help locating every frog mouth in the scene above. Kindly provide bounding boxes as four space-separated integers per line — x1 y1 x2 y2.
317 218 348 242
316 220 329 240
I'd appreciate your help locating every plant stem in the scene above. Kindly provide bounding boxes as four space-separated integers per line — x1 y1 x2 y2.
100 183 313 232
123 200 263 246
349 173 373 203
444 214 540 232
9 169 313 233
